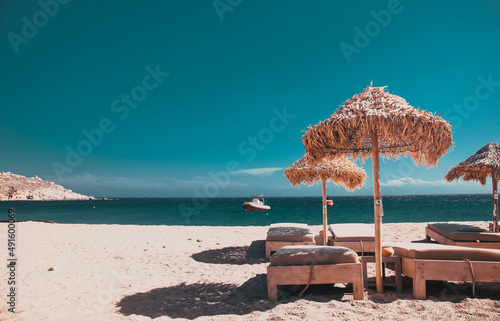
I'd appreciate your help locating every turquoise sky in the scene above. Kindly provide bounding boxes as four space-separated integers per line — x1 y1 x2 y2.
1 0 500 197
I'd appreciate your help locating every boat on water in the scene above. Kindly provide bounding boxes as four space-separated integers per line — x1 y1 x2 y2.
242 195 271 211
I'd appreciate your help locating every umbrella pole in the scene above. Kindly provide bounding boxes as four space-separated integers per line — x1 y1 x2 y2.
370 130 384 293
322 180 328 246
493 177 498 233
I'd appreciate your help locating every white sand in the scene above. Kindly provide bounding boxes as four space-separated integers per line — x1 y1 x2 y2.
1 221 499 320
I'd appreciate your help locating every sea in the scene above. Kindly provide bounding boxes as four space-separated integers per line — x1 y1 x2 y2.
1 194 495 226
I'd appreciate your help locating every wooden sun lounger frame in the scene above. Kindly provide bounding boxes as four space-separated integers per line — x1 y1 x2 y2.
314 236 377 253
425 226 500 249
330 239 375 254
265 240 316 258
401 257 500 299
267 263 364 300
324 225 376 254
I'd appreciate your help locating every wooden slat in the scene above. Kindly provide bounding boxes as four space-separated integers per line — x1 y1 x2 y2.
333 241 375 253
361 255 402 292
401 257 416 278
425 227 454 245
446 242 500 249
268 264 362 284
415 260 500 282
401 257 500 299
425 227 500 249
267 263 364 300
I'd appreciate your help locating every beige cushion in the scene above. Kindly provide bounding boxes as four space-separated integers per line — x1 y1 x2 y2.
270 245 359 266
270 223 308 228
428 223 500 242
329 223 375 242
267 224 315 242
391 242 500 261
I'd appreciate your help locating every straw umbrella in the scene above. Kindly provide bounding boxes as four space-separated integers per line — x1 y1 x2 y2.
284 155 366 245
445 142 500 232
301 84 453 292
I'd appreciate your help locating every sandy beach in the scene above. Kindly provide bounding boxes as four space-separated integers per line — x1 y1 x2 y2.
1 221 500 321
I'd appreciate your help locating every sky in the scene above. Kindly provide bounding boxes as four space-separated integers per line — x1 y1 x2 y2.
1 0 500 198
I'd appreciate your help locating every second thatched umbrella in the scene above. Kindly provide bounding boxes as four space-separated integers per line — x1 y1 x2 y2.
285 155 366 245
302 84 453 292
445 142 500 232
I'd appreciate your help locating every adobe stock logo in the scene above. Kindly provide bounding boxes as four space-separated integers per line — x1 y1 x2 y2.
178 105 295 224
7 0 71 54
442 74 500 130
237 107 296 162
213 0 243 22
51 65 169 181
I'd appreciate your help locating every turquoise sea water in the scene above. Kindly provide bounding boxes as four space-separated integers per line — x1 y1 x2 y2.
1 194 495 226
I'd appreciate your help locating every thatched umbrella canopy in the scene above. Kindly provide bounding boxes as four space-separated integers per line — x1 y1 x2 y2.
285 155 366 245
445 142 500 232
285 155 366 189
302 84 453 293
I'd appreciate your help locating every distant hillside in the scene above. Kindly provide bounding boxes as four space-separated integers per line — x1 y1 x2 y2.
0 172 93 201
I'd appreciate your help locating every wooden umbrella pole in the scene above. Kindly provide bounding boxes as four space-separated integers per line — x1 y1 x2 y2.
322 180 327 246
370 129 383 293
493 177 498 233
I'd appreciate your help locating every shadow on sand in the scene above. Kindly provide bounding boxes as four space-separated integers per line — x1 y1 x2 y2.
116 274 274 319
191 240 267 265
116 274 360 319
368 276 500 304
417 280 500 302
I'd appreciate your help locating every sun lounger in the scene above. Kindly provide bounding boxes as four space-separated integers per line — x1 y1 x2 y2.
319 223 375 254
360 247 403 292
265 223 316 258
391 242 500 299
425 222 500 249
267 245 364 300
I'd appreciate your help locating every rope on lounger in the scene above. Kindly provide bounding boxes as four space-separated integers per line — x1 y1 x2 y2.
299 263 315 297
359 241 364 257
464 259 476 297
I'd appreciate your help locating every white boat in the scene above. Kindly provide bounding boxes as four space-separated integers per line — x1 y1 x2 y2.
242 195 271 211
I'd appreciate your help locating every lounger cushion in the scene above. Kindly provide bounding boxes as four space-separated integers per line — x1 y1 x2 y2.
270 245 359 266
427 223 500 242
391 242 500 261
270 223 308 228
382 246 394 256
267 224 315 242
329 223 374 242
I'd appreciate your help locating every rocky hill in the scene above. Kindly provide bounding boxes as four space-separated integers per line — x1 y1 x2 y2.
0 172 93 201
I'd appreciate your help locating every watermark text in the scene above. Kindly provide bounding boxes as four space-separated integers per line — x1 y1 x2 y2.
6 209 17 313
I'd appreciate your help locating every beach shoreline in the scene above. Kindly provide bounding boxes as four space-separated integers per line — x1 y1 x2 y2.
1 221 499 320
